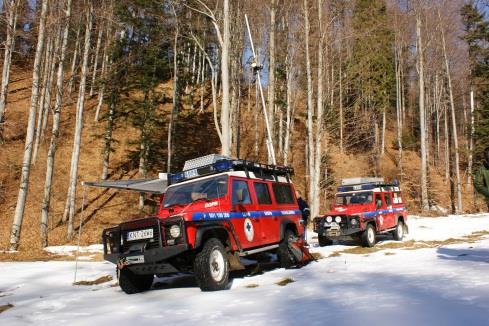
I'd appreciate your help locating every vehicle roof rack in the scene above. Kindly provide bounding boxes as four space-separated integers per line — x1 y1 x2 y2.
337 177 399 193
169 157 294 185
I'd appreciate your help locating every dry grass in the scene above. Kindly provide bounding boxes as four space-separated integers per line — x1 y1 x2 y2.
276 278 295 286
73 275 113 286
327 230 489 256
0 303 14 314
0 250 103 262
245 283 259 288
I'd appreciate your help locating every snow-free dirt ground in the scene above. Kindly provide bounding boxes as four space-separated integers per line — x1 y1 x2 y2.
1 214 489 326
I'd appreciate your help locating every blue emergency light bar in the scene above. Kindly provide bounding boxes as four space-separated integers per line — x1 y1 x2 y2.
169 159 294 185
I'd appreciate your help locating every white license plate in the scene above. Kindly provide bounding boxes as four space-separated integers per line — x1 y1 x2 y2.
127 228 153 241
126 255 144 265
330 222 340 230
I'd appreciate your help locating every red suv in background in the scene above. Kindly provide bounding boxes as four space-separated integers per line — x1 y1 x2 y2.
313 178 408 247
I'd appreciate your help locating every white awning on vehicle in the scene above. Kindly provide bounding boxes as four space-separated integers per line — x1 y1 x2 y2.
82 178 168 194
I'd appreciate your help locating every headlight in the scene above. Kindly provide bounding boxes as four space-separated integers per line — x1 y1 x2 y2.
169 225 181 238
335 216 342 223
351 218 358 226
326 216 333 223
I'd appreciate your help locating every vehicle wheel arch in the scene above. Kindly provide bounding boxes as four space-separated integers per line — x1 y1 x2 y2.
280 219 298 241
195 226 230 250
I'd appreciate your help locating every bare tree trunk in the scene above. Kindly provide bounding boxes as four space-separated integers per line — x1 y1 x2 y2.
339 43 344 154
304 0 315 207
283 58 294 166
167 12 179 173
67 22 81 96
40 0 72 247
467 89 475 187
439 14 462 212
0 0 18 133
90 21 104 97
9 0 49 251
94 36 109 121
66 3 93 239
312 0 324 218
416 11 429 210
33 35 54 163
220 0 231 156
192 34 222 143
395 42 403 175
101 91 115 180
267 0 276 163
444 104 450 182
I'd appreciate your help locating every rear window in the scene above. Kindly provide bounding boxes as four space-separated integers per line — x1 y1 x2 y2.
272 184 294 204
254 182 272 204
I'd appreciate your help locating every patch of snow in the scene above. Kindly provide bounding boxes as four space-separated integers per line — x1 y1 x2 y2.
0 214 488 325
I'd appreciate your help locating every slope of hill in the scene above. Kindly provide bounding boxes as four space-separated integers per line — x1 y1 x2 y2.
0 67 483 254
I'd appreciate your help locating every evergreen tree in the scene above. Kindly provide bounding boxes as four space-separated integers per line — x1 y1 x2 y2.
346 0 395 154
462 3 489 159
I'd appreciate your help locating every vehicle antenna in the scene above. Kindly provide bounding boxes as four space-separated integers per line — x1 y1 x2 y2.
245 14 276 165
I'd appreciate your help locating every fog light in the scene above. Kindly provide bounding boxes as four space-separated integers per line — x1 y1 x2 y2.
351 218 358 226
335 216 342 223
169 225 181 238
326 216 333 223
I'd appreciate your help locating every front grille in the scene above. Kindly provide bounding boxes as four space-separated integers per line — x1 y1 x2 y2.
121 222 161 254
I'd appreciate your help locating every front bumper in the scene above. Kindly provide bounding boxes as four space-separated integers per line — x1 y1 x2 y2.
102 217 189 273
104 243 189 264
313 216 362 238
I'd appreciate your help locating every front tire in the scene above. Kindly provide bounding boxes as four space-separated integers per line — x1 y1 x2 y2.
318 235 333 247
392 220 405 241
118 268 154 294
194 238 229 291
361 223 376 247
278 229 299 268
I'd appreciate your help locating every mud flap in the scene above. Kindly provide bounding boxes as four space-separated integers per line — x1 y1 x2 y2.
227 252 245 270
289 239 315 265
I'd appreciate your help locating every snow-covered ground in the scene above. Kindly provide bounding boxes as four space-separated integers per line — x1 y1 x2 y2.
1 214 489 326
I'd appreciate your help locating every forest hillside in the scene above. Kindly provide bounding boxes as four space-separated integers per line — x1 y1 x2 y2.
1 0 489 254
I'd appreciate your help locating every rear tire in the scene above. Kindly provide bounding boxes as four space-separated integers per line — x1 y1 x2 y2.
361 224 376 247
194 238 229 291
392 220 405 241
118 268 154 294
278 229 298 269
318 235 333 247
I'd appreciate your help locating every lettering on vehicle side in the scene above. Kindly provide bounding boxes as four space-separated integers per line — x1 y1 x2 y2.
204 201 219 208
192 210 302 221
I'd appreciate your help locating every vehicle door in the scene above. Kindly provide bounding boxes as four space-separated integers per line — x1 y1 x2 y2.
230 178 262 248
383 192 396 229
252 181 279 243
374 193 387 231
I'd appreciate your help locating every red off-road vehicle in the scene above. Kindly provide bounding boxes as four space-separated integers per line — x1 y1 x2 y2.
313 178 408 247
101 155 306 294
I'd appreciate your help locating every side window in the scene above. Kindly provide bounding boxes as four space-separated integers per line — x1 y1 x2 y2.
393 192 403 204
254 182 272 204
272 184 294 204
232 180 251 204
375 194 383 209
384 193 392 207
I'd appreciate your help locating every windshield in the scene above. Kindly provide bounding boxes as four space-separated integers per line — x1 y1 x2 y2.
163 176 228 208
335 191 373 206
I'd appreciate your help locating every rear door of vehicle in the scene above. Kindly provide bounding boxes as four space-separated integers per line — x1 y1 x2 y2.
271 183 301 240
374 193 387 231
251 181 277 244
383 192 396 229
230 178 262 248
